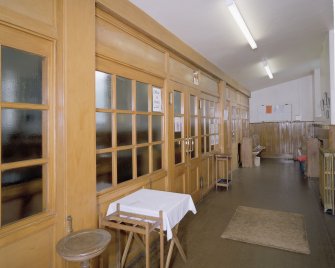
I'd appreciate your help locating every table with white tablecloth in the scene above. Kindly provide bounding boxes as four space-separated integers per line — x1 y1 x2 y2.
104 189 197 268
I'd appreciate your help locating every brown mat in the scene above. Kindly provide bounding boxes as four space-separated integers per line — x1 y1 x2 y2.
221 206 310 254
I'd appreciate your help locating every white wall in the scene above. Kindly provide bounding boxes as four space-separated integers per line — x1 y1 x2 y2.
250 75 314 123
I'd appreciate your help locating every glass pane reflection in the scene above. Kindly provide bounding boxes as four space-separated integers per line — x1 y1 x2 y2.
117 114 132 146
2 109 42 163
96 112 112 149
116 76 132 110
96 153 112 191
2 46 43 104
136 82 148 112
137 146 149 177
117 150 132 183
153 144 162 171
1 165 43 226
95 71 112 108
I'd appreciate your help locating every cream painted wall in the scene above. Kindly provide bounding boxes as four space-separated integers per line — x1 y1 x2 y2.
250 75 314 123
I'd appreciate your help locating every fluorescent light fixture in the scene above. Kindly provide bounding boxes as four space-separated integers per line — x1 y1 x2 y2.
263 60 273 79
225 0 257 49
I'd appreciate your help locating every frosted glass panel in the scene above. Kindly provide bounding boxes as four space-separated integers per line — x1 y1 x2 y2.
174 91 182 115
190 117 196 137
116 76 132 110
1 165 42 226
152 115 162 142
96 153 112 191
117 114 132 146
96 112 112 149
136 115 148 144
2 109 42 163
175 141 182 164
117 150 132 183
153 144 162 171
136 82 148 112
95 71 112 108
190 95 196 115
174 116 183 139
1 46 43 104
137 146 149 177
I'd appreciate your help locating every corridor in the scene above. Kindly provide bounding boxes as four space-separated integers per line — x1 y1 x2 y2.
172 159 335 268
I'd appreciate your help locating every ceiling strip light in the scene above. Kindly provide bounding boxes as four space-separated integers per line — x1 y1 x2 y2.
263 60 274 79
225 0 257 49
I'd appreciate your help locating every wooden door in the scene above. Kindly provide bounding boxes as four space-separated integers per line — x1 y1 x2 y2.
169 81 201 201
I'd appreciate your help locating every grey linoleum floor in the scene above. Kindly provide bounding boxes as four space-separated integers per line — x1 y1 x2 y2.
171 159 335 268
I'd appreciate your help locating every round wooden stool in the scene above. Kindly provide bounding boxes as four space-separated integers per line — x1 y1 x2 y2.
56 229 111 268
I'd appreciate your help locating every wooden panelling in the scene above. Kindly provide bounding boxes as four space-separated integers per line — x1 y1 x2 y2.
250 122 314 158
96 12 165 78
0 226 54 267
96 0 249 96
0 0 56 37
169 57 219 96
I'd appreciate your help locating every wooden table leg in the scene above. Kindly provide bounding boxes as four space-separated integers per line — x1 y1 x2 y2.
121 232 134 268
165 224 187 268
145 226 150 268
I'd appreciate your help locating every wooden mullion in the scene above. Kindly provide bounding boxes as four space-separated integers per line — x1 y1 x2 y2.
1 102 48 110
132 79 137 180
149 85 153 174
96 147 114 154
0 45 2 226
41 56 48 211
1 158 48 171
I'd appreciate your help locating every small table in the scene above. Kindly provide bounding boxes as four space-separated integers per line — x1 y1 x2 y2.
215 153 232 190
103 189 197 268
56 229 111 268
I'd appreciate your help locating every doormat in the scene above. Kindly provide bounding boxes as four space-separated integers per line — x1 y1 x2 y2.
221 206 310 254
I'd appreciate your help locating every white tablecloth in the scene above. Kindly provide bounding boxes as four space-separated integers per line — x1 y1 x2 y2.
106 189 197 240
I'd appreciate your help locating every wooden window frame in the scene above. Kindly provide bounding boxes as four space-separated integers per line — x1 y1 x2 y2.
95 63 165 192
0 24 55 233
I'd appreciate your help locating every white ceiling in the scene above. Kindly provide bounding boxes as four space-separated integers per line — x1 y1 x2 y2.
129 0 333 91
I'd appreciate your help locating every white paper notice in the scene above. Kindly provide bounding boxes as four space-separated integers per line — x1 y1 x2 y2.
152 87 162 112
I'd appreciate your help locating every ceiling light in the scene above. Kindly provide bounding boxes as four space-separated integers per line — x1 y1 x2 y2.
263 60 273 79
225 0 257 49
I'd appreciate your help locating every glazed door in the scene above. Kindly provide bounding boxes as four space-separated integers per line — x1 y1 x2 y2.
169 82 201 201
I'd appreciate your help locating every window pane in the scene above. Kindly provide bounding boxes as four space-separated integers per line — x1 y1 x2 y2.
137 146 149 177
96 153 112 191
1 46 43 104
201 100 206 116
2 109 42 163
2 165 43 226
190 95 196 115
117 150 132 183
136 115 148 144
201 118 205 135
152 115 162 142
136 82 148 112
96 112 112 149
201 137 205 153
153 144 162 171
191 138 197 159
95 71 112 108
174 116 183 139
206 118 209 135
206 136 210 152
175 141 182 164
116 76 132 110
174 91 182 115
190 117 196 137
117 114 132 146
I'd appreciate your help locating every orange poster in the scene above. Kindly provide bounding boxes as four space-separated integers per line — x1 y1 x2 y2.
266 105 272 114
